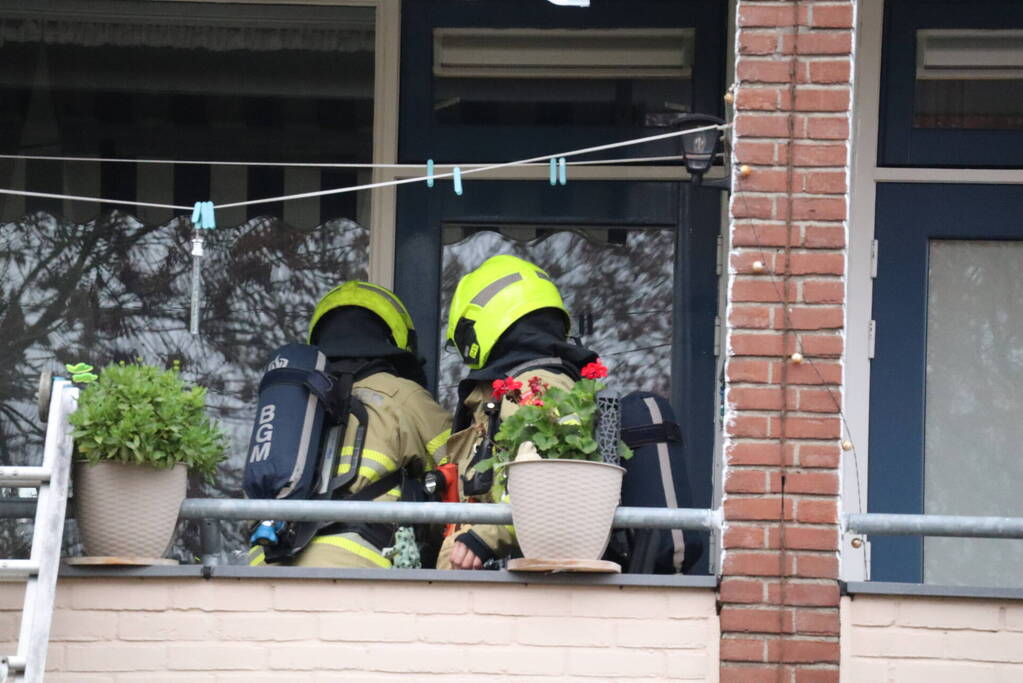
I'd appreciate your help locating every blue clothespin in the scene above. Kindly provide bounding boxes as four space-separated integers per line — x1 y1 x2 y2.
453 166 463 196
558 158 567 186
427 159 435 188
191 201 215 229
549 158 557 186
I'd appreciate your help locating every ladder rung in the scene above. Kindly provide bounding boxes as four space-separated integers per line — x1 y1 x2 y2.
0 560 40 581
0 466 51 487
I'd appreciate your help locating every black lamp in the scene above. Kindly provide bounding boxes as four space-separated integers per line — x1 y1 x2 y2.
677 114 725 184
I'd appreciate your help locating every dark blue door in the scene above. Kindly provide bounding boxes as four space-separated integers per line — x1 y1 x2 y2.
870 183 1023 584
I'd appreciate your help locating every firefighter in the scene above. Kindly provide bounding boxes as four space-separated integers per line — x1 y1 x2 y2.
437 255 598 570
248 281 451 568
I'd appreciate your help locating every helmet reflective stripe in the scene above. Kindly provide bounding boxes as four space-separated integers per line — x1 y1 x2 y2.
356 283 411 325
470 273 523 307
308 280 416 353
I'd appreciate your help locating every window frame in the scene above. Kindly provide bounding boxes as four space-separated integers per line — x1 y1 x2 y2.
879 0 1023 168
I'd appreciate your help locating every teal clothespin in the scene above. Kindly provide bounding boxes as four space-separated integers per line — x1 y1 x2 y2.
427 159 435 188
549 158 557 186
558 158 567 186
453 166 463 196
191 201 216 229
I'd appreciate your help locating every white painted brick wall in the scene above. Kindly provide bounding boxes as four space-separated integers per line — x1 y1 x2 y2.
0 578 719 681
841 595 1023 683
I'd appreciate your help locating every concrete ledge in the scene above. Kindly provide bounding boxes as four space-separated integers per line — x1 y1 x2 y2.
844 580 1023 601
59 563 718 588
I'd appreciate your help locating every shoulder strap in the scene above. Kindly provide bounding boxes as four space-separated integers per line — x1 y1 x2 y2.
621 421 683 448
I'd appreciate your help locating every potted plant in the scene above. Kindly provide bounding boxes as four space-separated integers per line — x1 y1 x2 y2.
68 360 226 559
480 359 632 564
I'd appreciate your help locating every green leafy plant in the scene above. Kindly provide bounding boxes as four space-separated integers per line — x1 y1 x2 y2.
68 360 226 481
480 360 632 498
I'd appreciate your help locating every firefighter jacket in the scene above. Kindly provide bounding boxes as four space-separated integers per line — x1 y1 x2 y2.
436 367 575 568
250 371 451 569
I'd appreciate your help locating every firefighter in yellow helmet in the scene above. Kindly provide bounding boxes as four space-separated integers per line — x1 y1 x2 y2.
248 281 451 569
437 255 599 570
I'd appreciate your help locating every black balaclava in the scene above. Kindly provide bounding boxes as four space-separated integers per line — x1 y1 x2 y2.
454 308 597 429
312 306 428 387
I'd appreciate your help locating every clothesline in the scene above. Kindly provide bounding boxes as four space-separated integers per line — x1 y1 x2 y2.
0 122 731 213
0 152 721 169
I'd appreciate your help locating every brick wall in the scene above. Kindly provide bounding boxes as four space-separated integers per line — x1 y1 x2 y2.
0 578 719 680
722 1 853 680
841 595 1023 682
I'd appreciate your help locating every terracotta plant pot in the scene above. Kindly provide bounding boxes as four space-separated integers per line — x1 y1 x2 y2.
506 459 624 560
73 461 186 558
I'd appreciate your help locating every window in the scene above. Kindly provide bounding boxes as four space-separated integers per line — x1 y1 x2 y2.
431 28 695 130
394 0 726 575
0 1 376 558
914 29 1023 131
400 0 726 162
879 0 1023 167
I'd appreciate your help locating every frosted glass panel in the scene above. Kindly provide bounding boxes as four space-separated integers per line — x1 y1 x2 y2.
439 228 673 412
924 240 1023 586
0 213 369 559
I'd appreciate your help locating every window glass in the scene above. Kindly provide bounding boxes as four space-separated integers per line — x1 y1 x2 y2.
437 227 673 412
0 2 375 559
915 30 1023 131
0 2 375 224
916 30 1023 130
915 79 1023 131
432 29 695 129
878 2 1023 166
924 240 1023 586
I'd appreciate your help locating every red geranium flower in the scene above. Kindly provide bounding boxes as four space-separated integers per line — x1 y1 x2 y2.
491 377 522 400
518 390 544 407
580 358 608 380
528 376 548 395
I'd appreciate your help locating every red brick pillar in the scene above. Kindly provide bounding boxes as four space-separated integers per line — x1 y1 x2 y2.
720 1 853 681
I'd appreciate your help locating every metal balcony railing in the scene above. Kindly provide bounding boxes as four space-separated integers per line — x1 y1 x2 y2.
844 512 1023 539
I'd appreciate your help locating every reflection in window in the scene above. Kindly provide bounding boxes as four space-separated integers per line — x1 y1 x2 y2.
432 28 695 128
914 29 1023 131
0 3 375 225
0 213 369 558
438 228 674 412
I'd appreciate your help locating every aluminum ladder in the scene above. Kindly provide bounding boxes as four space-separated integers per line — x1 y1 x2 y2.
0 376 77 683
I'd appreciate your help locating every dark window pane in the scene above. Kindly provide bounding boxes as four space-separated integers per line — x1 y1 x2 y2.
913 29 1023 131
432 28 695 129
0 2 375 226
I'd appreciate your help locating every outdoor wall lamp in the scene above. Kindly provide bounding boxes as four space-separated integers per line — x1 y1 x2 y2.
677 113 726 186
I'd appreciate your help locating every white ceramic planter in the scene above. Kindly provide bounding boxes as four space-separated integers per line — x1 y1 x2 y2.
506 458 624 560
73 461 186 558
